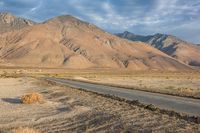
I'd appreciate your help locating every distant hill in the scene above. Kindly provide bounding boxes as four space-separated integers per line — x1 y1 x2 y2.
0 13 191 70
116 31 200 67
0 12 36 34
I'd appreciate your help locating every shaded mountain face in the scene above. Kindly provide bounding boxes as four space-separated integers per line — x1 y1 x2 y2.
0 12 36 34
116 31 200 67
0 14 191 70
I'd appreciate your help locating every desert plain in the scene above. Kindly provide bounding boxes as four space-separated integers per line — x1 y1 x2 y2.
0 68 200 133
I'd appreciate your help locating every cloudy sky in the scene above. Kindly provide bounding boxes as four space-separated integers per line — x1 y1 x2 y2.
0 0 200 43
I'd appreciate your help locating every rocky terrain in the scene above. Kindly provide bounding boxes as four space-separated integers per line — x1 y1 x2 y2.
116 31 200 67
0 13 191 71
0 12 35 34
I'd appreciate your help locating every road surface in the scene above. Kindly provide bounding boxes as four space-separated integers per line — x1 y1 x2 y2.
45 77 200 116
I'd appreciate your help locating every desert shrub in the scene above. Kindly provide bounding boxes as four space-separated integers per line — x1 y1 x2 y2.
165 76 169 79
21 93 43 104
9 127 40 133
165 86 175 90
177 87 193 94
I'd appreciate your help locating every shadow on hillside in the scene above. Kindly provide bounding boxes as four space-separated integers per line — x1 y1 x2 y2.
1 98 21 104
57 107 71 112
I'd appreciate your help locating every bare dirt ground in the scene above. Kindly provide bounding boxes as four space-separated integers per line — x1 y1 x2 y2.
0 77 199 133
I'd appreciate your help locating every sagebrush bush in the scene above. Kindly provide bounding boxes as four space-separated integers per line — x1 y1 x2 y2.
21 93 43 104
178 87 193 93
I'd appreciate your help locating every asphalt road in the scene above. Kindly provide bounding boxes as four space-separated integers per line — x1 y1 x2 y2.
45 77 200 116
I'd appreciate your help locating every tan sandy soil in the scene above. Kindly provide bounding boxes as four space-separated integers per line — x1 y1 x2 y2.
0 78 90 132
0 78 199 133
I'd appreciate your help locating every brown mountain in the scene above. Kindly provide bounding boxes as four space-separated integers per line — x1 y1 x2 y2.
116 31 200 67
0 12 35 34
0 14 191 70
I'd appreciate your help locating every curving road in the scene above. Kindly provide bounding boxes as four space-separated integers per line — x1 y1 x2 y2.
45 77 200 116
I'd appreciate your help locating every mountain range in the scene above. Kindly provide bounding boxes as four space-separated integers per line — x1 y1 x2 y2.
0 12 196 71
116 31 200 67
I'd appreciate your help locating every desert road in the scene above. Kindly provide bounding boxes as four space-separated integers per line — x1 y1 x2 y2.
45 77 200 116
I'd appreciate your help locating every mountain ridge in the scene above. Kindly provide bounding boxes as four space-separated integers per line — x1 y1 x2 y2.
116 31 200 67
0 12 36 34
0 13 192 70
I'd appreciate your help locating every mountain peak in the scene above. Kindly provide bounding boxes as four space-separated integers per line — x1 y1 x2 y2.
0 12 36 33
154 33 164 36
0 12 35 24
0 12 13 16
53 15 78 21
123 31 136 36
0 12 16 23
116 31 200 67
45 14 85 25
123 31 131 34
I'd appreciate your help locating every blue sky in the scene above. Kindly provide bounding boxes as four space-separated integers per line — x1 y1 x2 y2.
0 0 200 43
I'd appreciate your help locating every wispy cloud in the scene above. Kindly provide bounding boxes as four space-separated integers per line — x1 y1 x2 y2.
29 1 42 13
0 0 199 43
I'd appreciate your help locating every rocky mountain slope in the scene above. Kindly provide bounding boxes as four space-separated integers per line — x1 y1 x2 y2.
116 31 200 67
0 13 191 70
0 12 35 34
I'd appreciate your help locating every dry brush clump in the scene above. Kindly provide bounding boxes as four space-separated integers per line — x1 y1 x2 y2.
9 127 40 133
177 87 193 94
21 93 43 104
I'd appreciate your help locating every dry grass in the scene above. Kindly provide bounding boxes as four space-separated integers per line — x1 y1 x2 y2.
177 87 193 94
21 93 43 104
0 77 199 132
9 127 40 133
71 72 200 98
